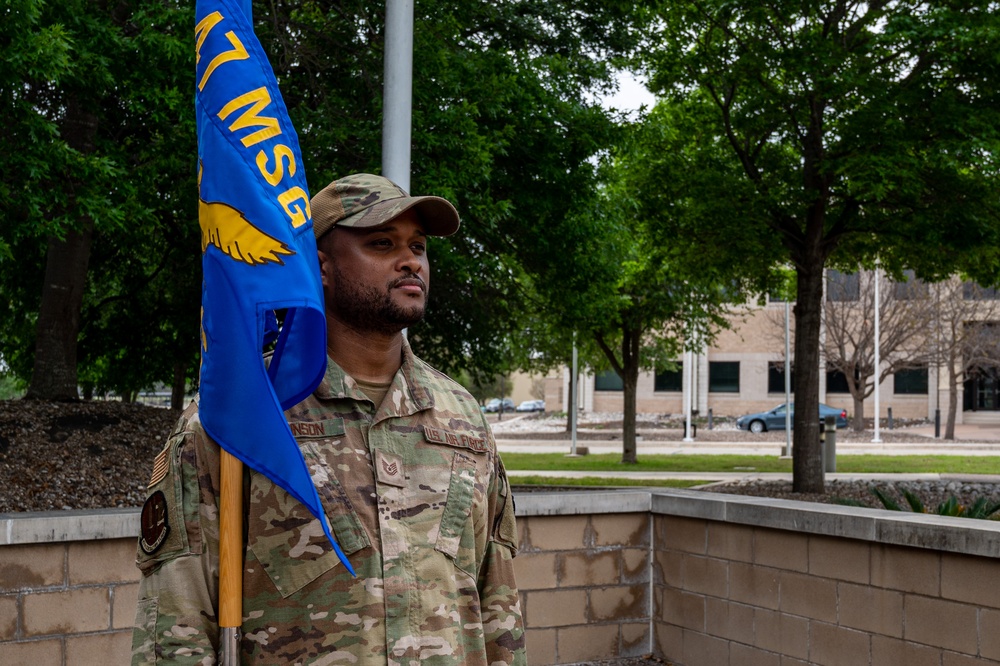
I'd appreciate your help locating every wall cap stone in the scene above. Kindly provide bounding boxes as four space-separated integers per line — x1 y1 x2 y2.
3 489 1000 558
519 489 1000 558
0 508 138 545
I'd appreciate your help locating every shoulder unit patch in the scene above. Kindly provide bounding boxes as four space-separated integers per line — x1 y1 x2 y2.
139 490 171 555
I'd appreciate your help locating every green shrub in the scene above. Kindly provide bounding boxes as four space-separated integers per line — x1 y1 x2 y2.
867 485 1000 520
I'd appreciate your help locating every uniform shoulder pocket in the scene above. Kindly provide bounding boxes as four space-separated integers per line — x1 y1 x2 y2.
435 452 478 574
492 460 518 554
135 430 199 575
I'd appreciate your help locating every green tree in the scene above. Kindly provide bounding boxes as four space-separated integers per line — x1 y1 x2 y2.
2 0 649 400
1 0 197 401
257 0 651 381
644 0 1000 491
518 118 740 463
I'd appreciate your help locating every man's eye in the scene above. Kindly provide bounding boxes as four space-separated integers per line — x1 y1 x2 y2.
371 238 392 248
412 243 426 253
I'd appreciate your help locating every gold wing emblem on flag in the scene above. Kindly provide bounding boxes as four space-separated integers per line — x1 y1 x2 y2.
198 165 294 266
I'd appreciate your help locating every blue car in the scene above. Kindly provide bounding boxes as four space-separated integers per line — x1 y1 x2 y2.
736 403 848 434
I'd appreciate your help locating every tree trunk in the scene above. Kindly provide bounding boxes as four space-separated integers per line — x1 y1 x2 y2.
25 226 95 400
592 326 642 464
171 359 188 411
25 98 99 401
945 349 959 440
792 260 826 493
851 393 865 432
620 328 641 465
565 359 576 433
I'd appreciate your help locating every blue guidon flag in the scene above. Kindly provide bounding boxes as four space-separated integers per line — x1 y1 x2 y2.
195 0 353 575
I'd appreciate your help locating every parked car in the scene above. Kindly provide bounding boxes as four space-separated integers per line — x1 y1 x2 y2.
736 403 848 433
516 399 545 412
483 398 515 413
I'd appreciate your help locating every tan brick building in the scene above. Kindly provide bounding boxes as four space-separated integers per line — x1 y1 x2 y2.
547 271 1000 425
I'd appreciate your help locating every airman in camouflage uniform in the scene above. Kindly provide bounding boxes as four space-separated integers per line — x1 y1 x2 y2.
132 174 525 665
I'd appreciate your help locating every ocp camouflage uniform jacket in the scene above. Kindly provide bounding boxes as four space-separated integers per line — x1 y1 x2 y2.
131 344 525 665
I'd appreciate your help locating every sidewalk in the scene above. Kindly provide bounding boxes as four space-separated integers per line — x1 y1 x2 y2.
504 469 1000 483
495 420 1000 456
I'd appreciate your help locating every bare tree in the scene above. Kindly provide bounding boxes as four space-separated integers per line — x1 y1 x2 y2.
934 281 1000 439
821 270 938 431
768 270 938 431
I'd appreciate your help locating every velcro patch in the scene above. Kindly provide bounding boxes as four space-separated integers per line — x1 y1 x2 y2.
289 419 344 439
147 448 169 488
423 425 488 453
375 450 406 488
139 490 170 555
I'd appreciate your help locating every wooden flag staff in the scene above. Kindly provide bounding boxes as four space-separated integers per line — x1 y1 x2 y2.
219 2 251 663
219 449 243 665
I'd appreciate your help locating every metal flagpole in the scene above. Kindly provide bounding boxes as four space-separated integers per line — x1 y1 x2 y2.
783 300 792 457
383 0 413 341
682 349 693 442
383 0 413 189
570 337 578 456
873 262 882 443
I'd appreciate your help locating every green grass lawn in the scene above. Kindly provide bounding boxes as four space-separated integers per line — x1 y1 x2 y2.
500 453 1000 475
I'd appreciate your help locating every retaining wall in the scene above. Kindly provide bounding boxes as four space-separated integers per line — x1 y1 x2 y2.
3 492 1000 665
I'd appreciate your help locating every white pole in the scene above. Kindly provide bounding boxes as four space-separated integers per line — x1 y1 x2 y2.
873 264 882 443
570 340 578 455
382 0 413 190
682 349 693 442
783 300 791 456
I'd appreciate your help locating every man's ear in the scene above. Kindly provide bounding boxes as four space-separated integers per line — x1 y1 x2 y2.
317 249 333 290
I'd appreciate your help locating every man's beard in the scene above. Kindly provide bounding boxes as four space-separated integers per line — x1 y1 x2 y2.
330 264 427 335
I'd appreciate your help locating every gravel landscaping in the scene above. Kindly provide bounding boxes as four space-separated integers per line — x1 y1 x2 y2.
2 401 998 518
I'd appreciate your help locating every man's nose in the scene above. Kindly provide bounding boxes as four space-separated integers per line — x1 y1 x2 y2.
397 249 423 273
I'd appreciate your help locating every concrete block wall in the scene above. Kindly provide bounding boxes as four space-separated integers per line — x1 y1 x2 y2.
651 493 1000 666
0 538 139 665
6 492 1000 665
514 512 652 664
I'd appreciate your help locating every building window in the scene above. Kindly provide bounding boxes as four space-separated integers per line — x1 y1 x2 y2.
963 282 1000 300
827 269 860 301
895 367 929 395
826 369 854 394
768 362 794 393
894 270 928 300
594 370 623 391
654 364 683 392
709 361 740 393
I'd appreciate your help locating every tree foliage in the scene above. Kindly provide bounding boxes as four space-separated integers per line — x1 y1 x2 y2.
517 111 742 464
1 0 199 402
644 0 1000 491
2 0 651 398
255 0 652 382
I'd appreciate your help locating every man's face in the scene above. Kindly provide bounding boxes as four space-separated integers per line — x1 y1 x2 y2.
318 209 430 335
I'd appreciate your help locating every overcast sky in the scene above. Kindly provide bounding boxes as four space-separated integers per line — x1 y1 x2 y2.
601 70 657 117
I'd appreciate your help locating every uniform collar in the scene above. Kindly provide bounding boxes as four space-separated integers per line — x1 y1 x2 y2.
314 337 435 418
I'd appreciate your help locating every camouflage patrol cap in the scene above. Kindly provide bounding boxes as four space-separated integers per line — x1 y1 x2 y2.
311 173 460 239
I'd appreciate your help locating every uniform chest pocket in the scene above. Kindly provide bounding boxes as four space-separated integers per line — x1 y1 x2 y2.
434 452 479 575
247 439 371 598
